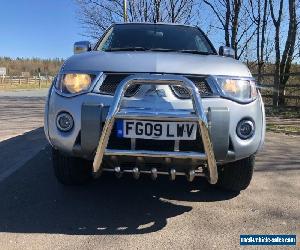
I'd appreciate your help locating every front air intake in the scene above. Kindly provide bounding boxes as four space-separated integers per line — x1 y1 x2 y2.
99 74 140 97
170 76 213 99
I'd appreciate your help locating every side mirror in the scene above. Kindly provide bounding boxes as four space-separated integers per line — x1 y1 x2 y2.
74 41 91 54
219 46 235 58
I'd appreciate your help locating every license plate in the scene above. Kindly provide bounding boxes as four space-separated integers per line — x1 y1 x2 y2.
117 120 197 140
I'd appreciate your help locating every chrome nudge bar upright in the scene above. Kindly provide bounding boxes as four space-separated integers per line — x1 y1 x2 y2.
93 74 218 184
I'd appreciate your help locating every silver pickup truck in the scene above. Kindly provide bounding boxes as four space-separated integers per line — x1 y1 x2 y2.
44 23 265 191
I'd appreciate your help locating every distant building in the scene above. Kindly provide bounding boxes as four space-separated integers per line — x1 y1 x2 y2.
0 67 6 76
21 72 30 77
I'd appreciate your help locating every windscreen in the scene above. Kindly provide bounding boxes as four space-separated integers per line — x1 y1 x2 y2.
96 24 216 54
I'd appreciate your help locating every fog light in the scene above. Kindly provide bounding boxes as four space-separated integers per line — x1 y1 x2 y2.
236 119 255 139
56 112 74 132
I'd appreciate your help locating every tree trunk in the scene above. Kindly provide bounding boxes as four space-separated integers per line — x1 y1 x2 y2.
256 0 261 83
258 0 268 84
278 0 297 107
231 0 241 57
278 84 285 106
153 0 161 22
269 0 284 107
225 0 231 47
273 25 281 107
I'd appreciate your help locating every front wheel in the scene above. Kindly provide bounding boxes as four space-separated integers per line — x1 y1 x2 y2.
215 156 255 192
52 149 92 185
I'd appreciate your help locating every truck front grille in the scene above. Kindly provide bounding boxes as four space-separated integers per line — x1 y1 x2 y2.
98 73 213 98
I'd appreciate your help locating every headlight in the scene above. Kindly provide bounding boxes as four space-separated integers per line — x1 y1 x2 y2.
216 78 257 102
55 73 96 94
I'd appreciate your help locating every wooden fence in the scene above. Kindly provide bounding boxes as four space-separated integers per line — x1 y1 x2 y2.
0 76 53 88
253 73 300 109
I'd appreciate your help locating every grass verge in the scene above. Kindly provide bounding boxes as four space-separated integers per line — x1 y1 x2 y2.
266 124 300 135
0 83 50 90
265 107 300 118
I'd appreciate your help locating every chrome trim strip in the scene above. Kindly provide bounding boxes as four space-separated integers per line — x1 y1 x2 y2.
115 111 199 121
105 149 207 159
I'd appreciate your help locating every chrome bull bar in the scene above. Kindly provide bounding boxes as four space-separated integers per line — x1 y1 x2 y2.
93 74 218 184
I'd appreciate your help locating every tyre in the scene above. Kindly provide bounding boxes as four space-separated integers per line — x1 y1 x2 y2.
216 155 255 192
52 148 92 185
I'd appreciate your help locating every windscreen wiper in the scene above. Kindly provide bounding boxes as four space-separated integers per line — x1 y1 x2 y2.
104 47 215 55
148 48 178 52
149 48 215 55
104 47 148 52
177 50 215 55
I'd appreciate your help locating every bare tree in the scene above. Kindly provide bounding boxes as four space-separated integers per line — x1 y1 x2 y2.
202 0 255 59
269 0 297 106
75 0 195 39
231 0 242 53
165 0 195 23
248 0 269 83
278 0 298 105
202 0 231 46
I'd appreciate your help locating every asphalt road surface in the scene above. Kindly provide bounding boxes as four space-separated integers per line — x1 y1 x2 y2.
0 91 299 250
0 89 47 141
